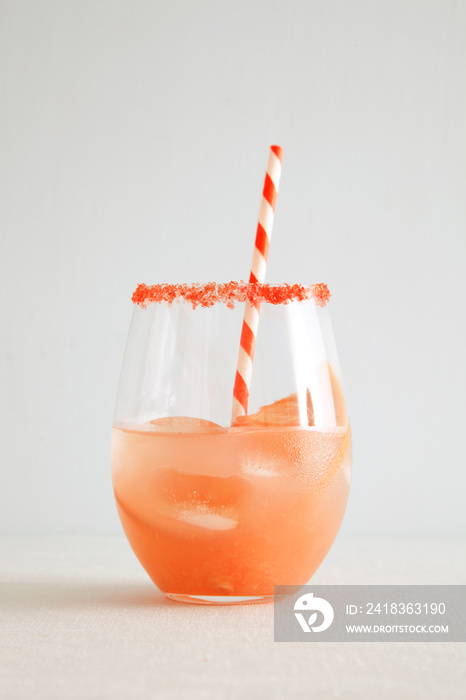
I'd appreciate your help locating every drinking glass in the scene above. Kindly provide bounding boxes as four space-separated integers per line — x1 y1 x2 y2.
111 283 351 604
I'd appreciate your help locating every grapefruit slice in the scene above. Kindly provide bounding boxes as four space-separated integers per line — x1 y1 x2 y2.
327 363 347 426
232 389 314 427
232 364 347 428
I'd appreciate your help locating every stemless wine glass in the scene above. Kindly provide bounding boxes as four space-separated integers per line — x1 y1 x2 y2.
111 282 351 604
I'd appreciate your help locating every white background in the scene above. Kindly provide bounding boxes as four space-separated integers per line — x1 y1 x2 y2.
1 0 465 536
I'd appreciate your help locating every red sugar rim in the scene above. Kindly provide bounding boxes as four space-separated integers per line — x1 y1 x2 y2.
132 282 331 309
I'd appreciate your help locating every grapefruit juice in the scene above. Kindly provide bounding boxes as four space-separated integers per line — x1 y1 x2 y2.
111 417 351 601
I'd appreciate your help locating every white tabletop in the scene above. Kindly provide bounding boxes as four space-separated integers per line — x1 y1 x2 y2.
1 536 464 699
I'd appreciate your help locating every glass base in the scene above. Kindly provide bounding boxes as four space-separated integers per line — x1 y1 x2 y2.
166 593 274 605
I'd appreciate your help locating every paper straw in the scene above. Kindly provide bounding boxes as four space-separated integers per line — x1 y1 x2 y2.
232 145 283 421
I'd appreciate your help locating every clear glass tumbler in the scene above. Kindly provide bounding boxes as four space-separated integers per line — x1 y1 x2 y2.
111 283 351 604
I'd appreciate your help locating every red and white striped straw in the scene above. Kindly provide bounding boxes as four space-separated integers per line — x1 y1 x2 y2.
232 145 283 421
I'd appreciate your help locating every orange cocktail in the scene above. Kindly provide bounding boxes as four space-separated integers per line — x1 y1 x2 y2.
112 397 351 600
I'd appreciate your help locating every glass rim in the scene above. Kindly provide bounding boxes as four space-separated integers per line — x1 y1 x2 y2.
131 282 331 309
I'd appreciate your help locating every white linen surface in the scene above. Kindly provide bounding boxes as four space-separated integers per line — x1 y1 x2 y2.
1 536 464 699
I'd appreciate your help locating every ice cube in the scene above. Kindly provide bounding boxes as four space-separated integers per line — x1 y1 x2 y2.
176 505 238 531
148 416 227 433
